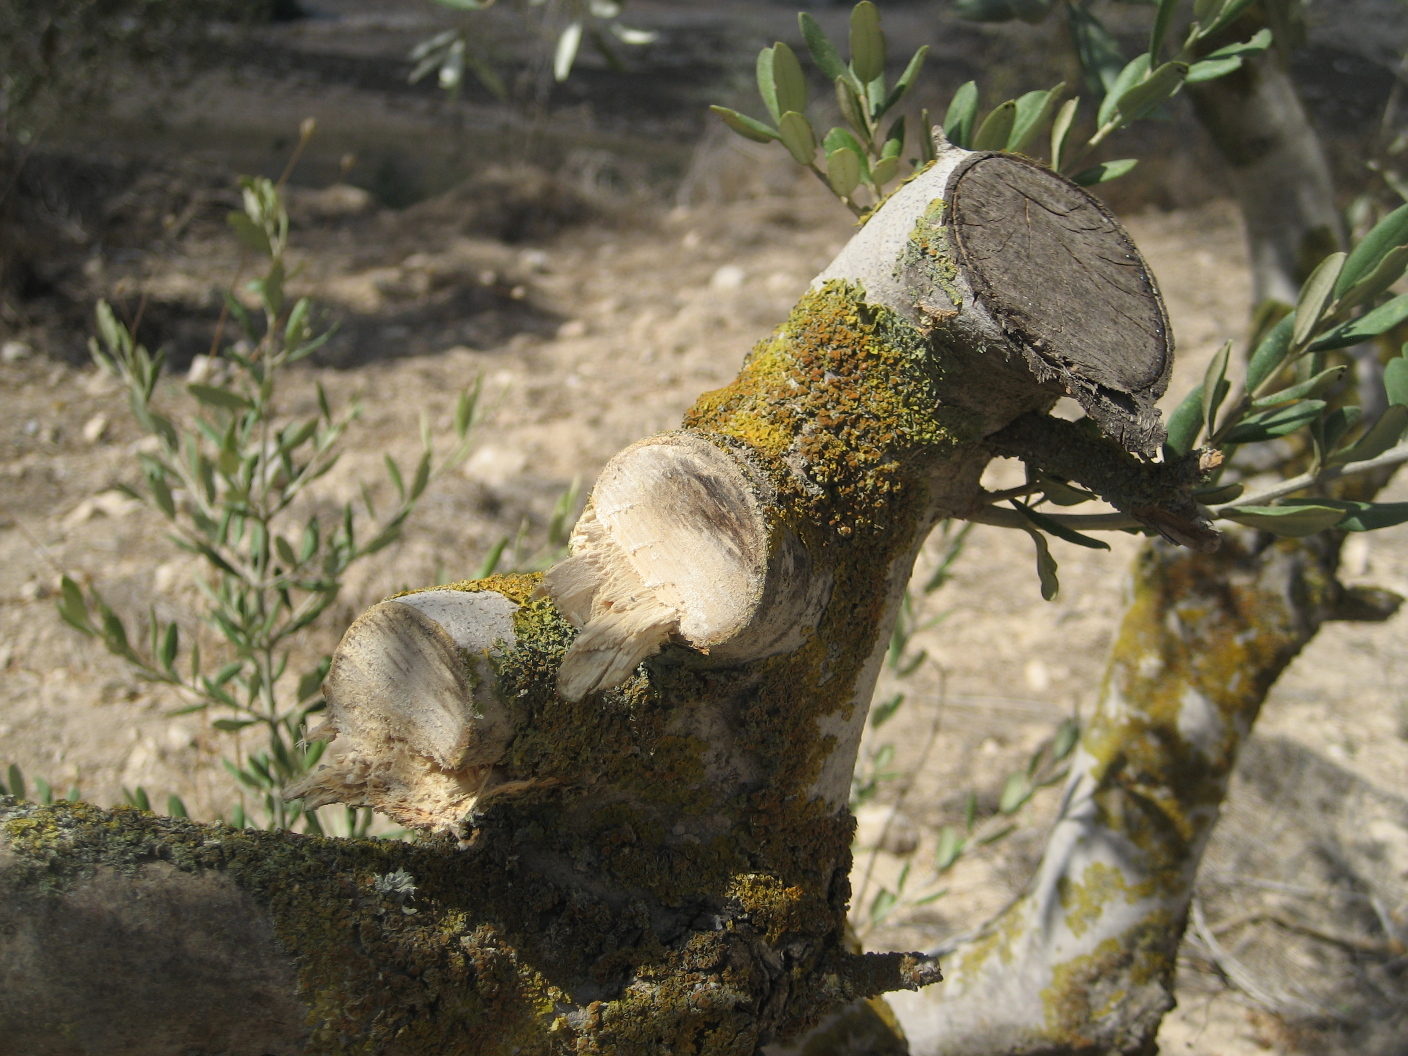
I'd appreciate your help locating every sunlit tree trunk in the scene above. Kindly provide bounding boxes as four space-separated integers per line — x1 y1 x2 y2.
888 530 1369 1056
1187 43 1342 307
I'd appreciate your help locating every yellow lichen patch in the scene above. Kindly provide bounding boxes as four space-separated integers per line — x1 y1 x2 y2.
950 896 1030 978
685 280 966 537
1040 911 1174 1046
1057 860 1150 939
897 198 963 320
726 873 810 944
390 572 542 606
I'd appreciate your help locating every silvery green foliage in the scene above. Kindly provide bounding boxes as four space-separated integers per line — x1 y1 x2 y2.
58 147 480 834
712 0 1270 209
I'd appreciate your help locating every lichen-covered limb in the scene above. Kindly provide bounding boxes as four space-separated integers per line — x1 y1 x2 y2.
888 530 1358 1056
6 141 1202 1056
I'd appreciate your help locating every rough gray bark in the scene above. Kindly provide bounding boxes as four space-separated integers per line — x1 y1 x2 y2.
889 530 1370 1056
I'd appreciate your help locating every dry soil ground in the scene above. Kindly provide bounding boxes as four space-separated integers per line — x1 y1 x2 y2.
2 146 1406 1054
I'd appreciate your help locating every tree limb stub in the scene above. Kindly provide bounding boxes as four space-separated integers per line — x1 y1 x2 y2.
984 413 1219 551
946 154 1172 456
5 140 1201 1055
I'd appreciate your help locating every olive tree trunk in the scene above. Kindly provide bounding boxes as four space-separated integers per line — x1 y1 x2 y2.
1187 16 1384 414
0 140 1206 1055
887 529 1367 1056
1186 44 1343 308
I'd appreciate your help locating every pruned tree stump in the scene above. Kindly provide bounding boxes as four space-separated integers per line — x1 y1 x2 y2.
1 135 1209 1056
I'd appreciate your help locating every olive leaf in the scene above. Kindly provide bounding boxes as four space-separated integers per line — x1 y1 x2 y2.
1221 503 1347 537
1320 405 1364 453
1023 527 1060 600
553 21 583 82
771 43 808 118
1108 60 1188 126
1148 0 1179 61
849 1 886 84
1250 365 1345 408
1335 202 1408 299
826 147 863 198
1195 481 1244 505
798 12 853 86
944 81 979 150
1008 83 1064 154
1384 355 1408 408
1202 340 1232 435
1098 54 1149 127
972 99 1017 151
756 46 780 124
1223 399 1326 445
882 45 929 114
1246 313 1295 393
778 111 818 165
1012 501 1110 550
824 127 871 178
1164 382 1205 457
836 77 870 138
1050 96 1079 171
1291 251 1346 348
1335 245 1408 313
871 155 899 187
711 105 779 143
1310 292 1408 351
1335 500 1408 532
1072 158 1138 186
1186 28 1273 83
1326 404 1408 466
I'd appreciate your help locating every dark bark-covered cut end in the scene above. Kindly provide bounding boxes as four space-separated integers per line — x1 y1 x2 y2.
948 153 1172 456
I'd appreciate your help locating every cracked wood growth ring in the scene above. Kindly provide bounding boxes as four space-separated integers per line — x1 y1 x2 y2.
948 153 1172 454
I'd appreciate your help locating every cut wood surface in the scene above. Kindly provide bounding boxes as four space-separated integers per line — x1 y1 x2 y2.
949 154 1171 455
